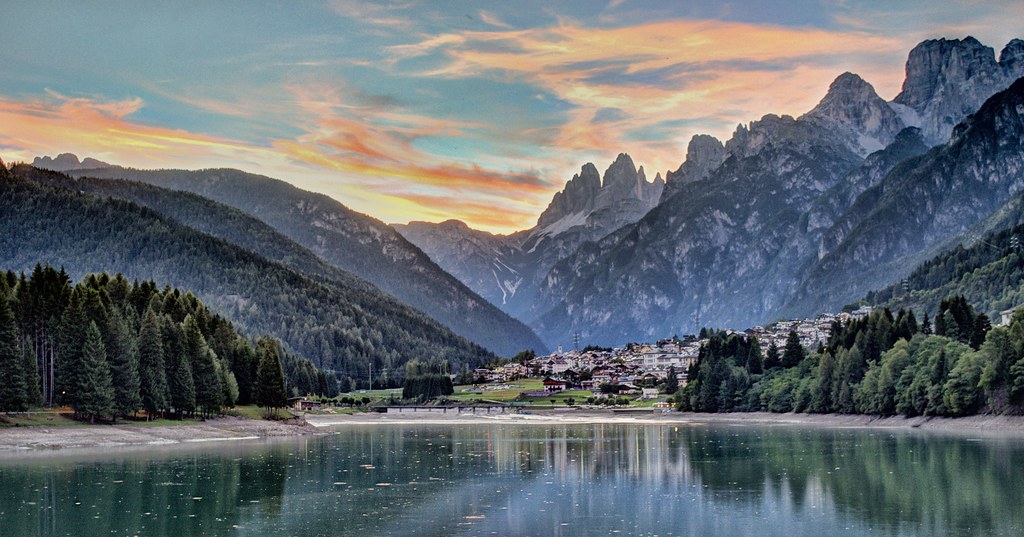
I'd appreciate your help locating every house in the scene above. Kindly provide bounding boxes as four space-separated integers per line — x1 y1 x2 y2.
543 378 567 392
641 388 660 399
288 397 320 412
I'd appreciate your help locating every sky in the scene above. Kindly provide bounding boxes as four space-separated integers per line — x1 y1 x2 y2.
1 1 1022 233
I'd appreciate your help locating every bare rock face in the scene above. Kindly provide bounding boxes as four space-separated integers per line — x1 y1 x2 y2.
33 153 111 171
661 134 725 202
536 163 601 228
1000 39 1024 75
891 37 1019 145
802 72 905 155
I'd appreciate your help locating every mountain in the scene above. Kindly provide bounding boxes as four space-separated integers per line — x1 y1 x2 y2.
523 38 1023 348
394 153 663 319
530 110 867 346
1 165 495 385
69 166 546 356
33 153 110 171
891 37 1024 145
864 200 1024 322
660 134 725 202
784 76 1024 316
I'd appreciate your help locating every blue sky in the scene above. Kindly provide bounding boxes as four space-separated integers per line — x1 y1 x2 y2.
2 1 1021 232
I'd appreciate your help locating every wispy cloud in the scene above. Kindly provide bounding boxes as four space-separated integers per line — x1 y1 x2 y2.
0 86 552 232
385 18 905 174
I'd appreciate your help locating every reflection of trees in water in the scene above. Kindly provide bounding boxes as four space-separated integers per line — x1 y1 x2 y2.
4 426 1024 536
682 427 1024 535
0 443 287 537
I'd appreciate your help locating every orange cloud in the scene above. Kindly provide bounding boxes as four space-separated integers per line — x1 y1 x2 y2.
0 89 551 233
388 18 909 175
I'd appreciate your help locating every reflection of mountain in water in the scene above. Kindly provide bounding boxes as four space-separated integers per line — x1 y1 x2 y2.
2 425 1022 536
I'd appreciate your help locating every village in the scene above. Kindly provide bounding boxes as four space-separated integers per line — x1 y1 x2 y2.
467 306 875 399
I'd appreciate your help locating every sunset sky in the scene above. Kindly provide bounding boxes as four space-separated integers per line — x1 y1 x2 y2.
2 1 1021 233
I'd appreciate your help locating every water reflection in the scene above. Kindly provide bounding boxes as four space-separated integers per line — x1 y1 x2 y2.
1 424 1023 536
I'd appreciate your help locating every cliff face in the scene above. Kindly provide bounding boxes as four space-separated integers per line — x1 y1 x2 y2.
892 37 1024 144
397 153 664 320
403 37 1024 350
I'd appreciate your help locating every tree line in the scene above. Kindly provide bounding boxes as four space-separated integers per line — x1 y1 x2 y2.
1 164 494 390
0 265 306 420
676 296 1024 417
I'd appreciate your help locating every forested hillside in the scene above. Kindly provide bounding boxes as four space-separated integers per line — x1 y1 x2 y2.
679 299 1024 417
0 165 494 389
0 265 327 418
867 219 1024 320
74 166 547 356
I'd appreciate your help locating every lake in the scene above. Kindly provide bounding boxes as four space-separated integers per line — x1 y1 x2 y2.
1 422 1022 536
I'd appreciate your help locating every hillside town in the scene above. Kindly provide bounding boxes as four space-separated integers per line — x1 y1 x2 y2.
472 306 875 393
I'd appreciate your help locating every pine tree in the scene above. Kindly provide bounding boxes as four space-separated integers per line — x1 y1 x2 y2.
57 289 89 410
22 347 41 406
970 314 991 350
77 322 115 423
0 286 28 411
106 309 141 421
255 337 287 418
663 365 679 395
137 308 168 419
745 338 763 375
184 315 222 418
764 343 781 370
921 312 932 335
781 331 804 368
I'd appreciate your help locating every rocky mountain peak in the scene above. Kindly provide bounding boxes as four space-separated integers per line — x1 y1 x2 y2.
894 37 998 108
1001 39 1024 76
536 162 602 228
33 153 111 172
891 36 1010 144
803 72 904 154
602 153 639 189
661 134 725 202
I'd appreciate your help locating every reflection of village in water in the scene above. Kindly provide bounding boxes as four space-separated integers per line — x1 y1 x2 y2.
3 422 1022 536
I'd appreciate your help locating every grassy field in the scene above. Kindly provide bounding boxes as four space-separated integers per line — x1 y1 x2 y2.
449 378 544 402
0 411 80 428
0 405 301 428
227 405 297 421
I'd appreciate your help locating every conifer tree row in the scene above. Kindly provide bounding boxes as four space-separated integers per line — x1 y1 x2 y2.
0 265 330 418
676 298 1023 417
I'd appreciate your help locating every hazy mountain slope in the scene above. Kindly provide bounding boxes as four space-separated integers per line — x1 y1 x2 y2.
1 165 494 382
29 173 376 294
784 77 1024 316
869 216 1024 321
74 167 546 356
531 111 866 347
395 153 663 319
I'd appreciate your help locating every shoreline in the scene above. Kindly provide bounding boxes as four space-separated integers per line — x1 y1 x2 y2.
0 416 322 454
6 409 1024 454
305 409 1024 436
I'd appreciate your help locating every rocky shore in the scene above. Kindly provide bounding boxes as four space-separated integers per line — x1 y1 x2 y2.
0 416 321 453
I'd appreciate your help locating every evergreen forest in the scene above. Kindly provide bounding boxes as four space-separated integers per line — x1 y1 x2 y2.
0 164 495 391
677 297 1024 417
0 265 324 419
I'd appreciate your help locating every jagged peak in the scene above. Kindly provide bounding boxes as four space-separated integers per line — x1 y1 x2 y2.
894 36 999 108
1000 39 1024 74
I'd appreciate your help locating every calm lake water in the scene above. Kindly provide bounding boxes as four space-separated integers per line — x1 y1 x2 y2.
1 422 1023 536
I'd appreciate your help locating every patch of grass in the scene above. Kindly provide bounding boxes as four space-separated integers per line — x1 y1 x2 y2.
521 390 594 406
0 412 80 428
226 405 296 421
450 378 546 402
